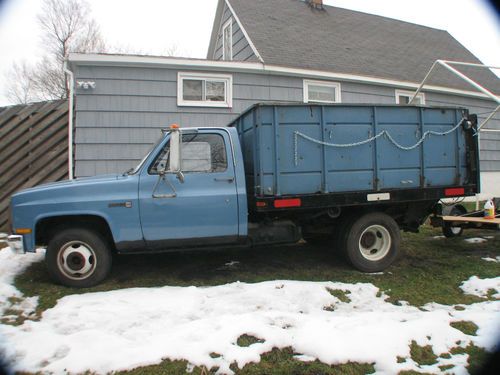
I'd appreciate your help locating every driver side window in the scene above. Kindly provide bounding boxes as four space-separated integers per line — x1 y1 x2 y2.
149 133 227 174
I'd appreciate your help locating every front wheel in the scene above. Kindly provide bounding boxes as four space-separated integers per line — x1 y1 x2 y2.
46 228 112 288
342 212 400 273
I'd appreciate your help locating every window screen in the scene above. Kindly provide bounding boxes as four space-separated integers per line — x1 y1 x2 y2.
397 95 423 105
308 84 336 102
206 81 225 102
395 90 425 105
183 80 203 101
181 78 226 103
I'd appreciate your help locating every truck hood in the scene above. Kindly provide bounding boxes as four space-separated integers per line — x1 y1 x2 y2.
11 174 135 205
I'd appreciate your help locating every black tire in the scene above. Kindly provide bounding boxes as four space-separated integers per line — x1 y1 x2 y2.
46 228 112 288
332 213 357 252
442 205 466 238
342 212 400 273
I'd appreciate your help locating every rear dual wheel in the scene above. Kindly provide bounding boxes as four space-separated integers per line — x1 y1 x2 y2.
341 212 400 273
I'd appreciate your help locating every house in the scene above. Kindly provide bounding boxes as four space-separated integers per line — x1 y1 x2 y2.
67 0 500 195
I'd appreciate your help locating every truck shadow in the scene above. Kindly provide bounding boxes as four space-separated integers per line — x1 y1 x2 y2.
109 242 352 288
12 241 367 315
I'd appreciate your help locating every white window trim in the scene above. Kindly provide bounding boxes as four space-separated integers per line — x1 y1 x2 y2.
303 79 342 103
177 72 233 108
222 18 233 61
395 89 426 105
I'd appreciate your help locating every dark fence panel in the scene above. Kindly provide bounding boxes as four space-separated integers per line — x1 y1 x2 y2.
0 100 69 231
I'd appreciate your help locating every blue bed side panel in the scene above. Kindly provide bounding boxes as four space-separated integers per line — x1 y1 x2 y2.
231 104 470 196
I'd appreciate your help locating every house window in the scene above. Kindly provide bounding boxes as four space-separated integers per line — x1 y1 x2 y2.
222 19 232 61
178 72 232 108
395 89 425 105
303 80 341 103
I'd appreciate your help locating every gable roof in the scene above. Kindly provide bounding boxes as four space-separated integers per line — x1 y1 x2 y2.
212 0 499 94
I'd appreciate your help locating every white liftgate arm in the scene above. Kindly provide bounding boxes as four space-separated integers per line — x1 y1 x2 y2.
410 60 500 207
409 60 500 133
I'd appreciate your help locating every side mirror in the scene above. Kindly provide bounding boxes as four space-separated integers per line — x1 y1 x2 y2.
166 127 185 183
168 128 181 173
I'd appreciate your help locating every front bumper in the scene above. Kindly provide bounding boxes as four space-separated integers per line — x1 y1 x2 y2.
7 235 26 254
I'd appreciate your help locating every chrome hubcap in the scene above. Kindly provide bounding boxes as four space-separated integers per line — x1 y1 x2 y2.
58 241 96 280
359 225 391 261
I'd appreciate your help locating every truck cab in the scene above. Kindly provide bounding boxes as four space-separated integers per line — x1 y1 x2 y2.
8 126 249 287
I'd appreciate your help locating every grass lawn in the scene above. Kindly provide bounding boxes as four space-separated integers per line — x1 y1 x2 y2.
5 224 500 374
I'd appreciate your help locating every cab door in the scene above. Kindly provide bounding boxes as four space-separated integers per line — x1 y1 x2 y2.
138 130 239 249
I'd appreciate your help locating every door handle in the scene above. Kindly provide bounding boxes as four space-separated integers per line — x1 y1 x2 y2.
214 177 234 183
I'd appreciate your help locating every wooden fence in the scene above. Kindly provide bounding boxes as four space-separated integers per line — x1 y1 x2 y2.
0 100 70 232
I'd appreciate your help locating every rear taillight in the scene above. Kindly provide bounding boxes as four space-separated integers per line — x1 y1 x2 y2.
274 198 301 208
444 187 465 197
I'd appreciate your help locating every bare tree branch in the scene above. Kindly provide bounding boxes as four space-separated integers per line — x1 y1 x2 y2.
5 62 36 104
6 0 106 104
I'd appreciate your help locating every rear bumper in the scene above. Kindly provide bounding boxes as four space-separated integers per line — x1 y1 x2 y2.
7 235 26 254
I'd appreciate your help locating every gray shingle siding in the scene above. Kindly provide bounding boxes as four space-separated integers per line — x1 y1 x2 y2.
212 1 258 62
73 62 499 177
73 66 302 176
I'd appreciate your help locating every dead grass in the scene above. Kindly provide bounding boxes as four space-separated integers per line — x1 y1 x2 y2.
450 321 479 336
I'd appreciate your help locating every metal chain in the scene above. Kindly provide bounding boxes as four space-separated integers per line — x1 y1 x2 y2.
294 118 465 166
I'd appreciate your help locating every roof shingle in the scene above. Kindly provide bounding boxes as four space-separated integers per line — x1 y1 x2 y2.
228 0 500 94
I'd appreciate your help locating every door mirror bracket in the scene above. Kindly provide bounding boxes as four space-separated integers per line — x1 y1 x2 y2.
176 171 185 183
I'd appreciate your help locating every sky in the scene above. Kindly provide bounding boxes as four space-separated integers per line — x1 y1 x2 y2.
0 0 498 106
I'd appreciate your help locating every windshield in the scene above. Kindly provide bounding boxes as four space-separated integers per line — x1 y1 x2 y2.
124 135 166 175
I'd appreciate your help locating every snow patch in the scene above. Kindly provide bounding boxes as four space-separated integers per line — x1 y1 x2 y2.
0 247 45 317
464 237 487 244
460 276 500 299
432 235 445 239
482 257 500 263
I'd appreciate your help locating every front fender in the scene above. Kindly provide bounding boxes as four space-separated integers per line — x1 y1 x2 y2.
31 211 111 250
28 208 144 252
10 174 143 252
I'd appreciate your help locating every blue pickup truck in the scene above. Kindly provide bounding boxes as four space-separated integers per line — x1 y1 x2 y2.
7 104 479 287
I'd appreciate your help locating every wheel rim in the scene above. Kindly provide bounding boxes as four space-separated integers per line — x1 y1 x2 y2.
358 225 391 261
450 226 461 235
57 241 97 280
